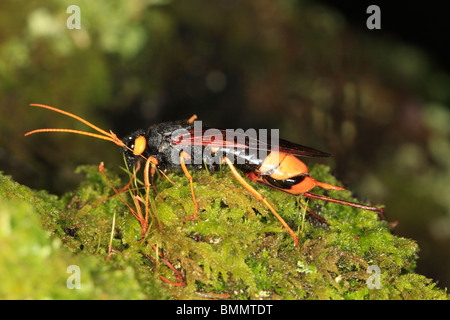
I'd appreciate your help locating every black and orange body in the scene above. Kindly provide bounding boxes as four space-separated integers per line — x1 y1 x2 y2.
244 151 346 195
25 104 385 248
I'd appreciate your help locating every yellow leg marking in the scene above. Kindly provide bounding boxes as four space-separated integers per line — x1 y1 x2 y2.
223 157 299 248
187 114 198 124
180 151 198 221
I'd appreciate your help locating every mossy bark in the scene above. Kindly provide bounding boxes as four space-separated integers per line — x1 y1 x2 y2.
0 164 447 299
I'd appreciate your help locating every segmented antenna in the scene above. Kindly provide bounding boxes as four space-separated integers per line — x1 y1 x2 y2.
25 104 125 147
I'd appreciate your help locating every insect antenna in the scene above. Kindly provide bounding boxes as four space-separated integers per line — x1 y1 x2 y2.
25 104 125 147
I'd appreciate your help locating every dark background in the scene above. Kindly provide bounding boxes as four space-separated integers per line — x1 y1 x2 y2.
320 1 450 73
1 0 449 292
318 0 450 290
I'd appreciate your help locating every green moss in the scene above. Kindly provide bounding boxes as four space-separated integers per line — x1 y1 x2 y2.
0 171 156 299
0 164 447 299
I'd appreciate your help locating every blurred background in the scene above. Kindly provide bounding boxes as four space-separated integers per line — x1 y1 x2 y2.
1 0 449 290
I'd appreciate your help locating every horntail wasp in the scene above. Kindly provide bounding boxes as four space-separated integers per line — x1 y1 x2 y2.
25 104 385 248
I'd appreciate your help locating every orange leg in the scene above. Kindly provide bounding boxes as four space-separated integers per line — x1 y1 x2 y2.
142 155 174 201
187 114 198 124
143 156 159 187
142 156 164 232
179 151 198 221
222 157 299 248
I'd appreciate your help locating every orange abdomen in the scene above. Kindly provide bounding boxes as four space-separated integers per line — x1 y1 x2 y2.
257 152 345 195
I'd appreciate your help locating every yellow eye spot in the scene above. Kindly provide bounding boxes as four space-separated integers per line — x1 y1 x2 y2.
133 136 146 156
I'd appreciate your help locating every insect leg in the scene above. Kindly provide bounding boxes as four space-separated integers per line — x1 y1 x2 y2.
187 114 197 124
179 151 199 221
304 192 386 220
143 156 159 187
143 156 164 231
222 157 299 248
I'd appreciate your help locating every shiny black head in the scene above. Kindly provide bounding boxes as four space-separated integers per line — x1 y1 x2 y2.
121 129 147 169
121 119 194 172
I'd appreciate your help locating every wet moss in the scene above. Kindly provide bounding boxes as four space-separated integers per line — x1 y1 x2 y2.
0 164 447 299
0 172 149 299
